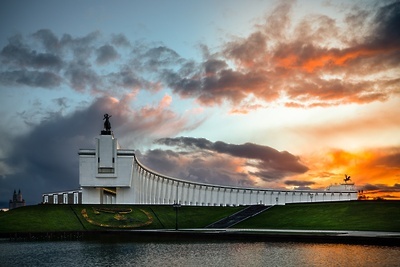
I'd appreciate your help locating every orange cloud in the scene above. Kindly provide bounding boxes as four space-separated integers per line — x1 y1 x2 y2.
287 147 400 200
299 47 392 73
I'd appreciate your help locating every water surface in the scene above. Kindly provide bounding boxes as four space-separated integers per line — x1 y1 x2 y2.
1 239 399 266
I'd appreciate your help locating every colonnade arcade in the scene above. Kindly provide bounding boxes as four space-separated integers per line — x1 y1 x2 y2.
133 156 355 206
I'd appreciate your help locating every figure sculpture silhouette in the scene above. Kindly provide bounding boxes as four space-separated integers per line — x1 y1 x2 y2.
103 114 112 131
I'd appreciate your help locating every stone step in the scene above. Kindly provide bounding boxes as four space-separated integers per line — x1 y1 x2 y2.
206 205 272 228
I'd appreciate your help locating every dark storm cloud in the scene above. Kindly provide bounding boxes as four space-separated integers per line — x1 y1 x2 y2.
0 94 182 204
362 183 400 192
0 70 62 88
0 99 107 205
96 44 119 64
0 40 63 70
156 137 308 182
371 1 400 46
136 149 182 176
0 91 207 205
32 29 62 54
203 59 228 74
136 149 254 187
284 180 316 187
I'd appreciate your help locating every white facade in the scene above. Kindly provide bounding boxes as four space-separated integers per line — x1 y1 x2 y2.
78 132 358 205
42 190 82 204
79 134 136 204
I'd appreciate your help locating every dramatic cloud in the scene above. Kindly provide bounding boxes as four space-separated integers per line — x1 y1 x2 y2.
359 183 400 200
0 94 202 204
287 146 400 199
1 1 398 109
136 149 253 187
163 1 400 109
154 137 308 183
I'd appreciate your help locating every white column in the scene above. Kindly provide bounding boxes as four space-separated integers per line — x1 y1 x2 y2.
193 184 198 205
209 187 214 205
148 174 153 204
197 185 202 205
138 168 143 204
222 187 226 205
140 168 145 204
154 176 159 204
185 183 190 205
203 186 208 205
145 171 150 203
158 177 164 204
146 173 151 204
162 179 168 204
216 188 221 205
168 181 173 204
176 181 180 203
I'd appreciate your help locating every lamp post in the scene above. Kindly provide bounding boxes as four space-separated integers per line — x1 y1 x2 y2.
173 201 181 230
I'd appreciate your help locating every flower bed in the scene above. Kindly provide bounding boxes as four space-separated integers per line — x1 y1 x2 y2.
81 207 153 228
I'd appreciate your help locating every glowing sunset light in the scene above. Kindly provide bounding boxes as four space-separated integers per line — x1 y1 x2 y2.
0 0 399 205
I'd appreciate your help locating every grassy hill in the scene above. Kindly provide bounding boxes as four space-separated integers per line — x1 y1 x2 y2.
0 204 243 233
234 201 400 231
0 201 399 233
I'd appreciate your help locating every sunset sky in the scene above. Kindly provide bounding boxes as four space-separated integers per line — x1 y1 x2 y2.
0 0 399 206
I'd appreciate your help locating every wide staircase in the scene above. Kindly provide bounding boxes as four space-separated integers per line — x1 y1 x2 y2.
206 205 272 229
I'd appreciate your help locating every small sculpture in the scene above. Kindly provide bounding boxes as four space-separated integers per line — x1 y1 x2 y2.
103 114 112 131
344 174 351 183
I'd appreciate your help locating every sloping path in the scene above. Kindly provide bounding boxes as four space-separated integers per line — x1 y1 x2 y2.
206 205 273 229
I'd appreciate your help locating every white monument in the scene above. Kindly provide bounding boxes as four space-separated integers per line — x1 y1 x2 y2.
78 114 358 205
79 114 137 204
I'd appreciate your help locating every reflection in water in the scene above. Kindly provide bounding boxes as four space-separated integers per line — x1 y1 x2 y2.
1 239 399 266
280 242 398 266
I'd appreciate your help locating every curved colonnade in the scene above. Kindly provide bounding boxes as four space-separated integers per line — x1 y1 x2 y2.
133 156 357 206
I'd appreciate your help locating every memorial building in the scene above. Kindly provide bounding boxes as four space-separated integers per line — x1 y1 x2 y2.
43 114 358 205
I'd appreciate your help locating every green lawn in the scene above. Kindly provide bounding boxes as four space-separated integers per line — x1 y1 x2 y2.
234 201 400 232
0 205 84 232
145 205 243 229
1 201 399 233
0 204 243 233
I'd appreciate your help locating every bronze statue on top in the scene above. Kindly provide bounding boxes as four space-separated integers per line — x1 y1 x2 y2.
104 114 112 130
101 114 112 135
